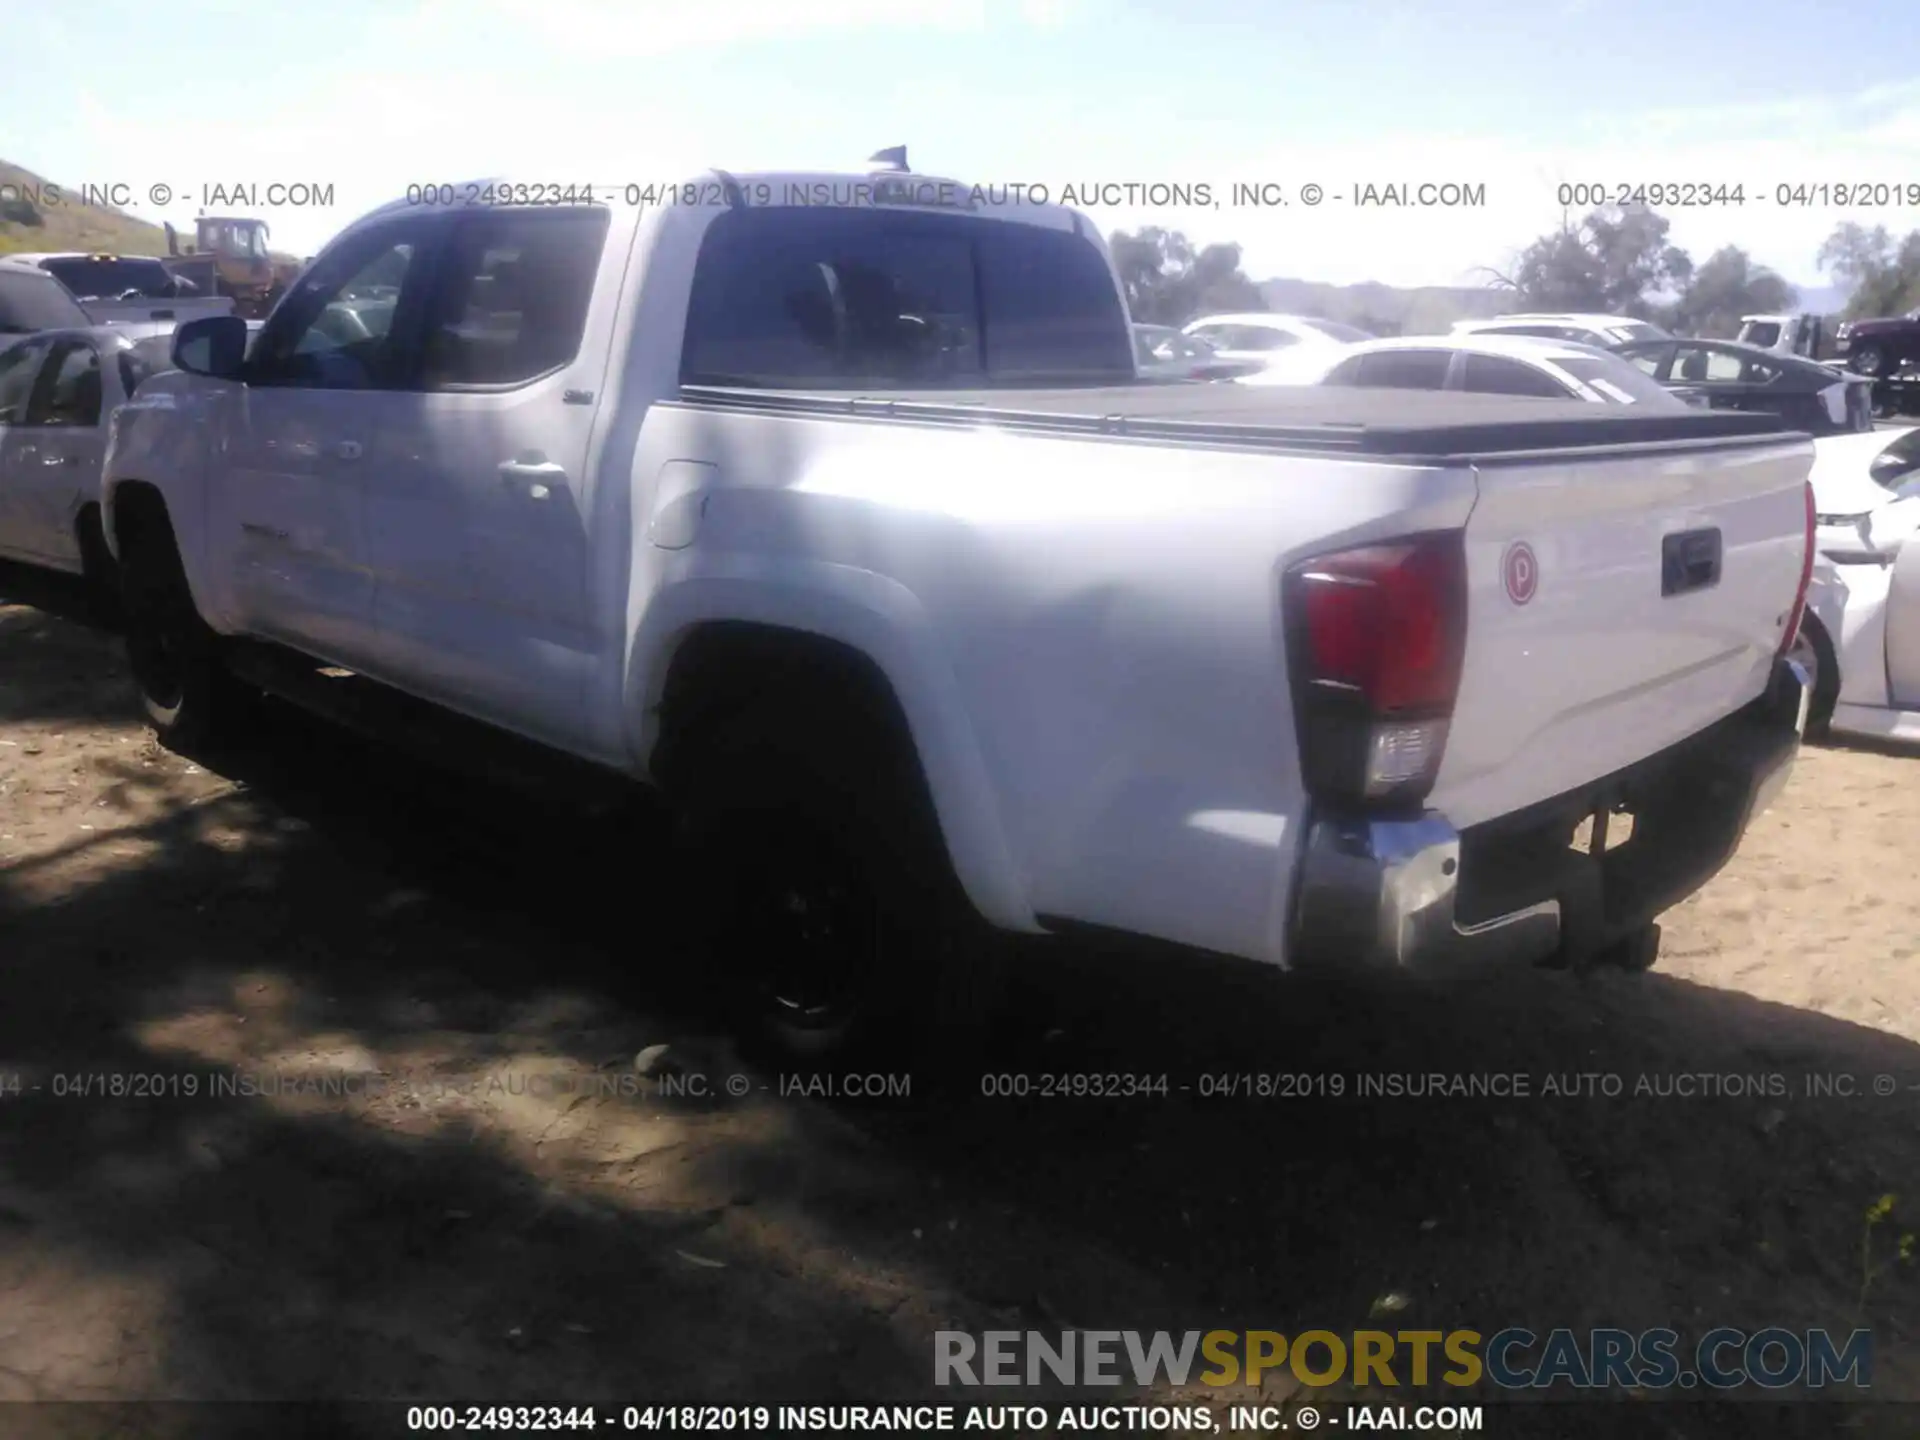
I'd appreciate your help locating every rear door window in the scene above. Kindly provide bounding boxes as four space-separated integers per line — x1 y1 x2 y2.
681 207 1131 387
1352 349 1453 389
1458 352 1576 398
0 339 49 422
418 207 611 389
1218 325 1295 351
1553 356 1680 405
29 342 103 427
1320 354 1366 386
1672 345 1744 383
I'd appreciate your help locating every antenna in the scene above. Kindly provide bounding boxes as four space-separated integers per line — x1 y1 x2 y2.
868 146 909 172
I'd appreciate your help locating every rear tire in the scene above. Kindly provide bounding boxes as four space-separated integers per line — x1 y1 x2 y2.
118 509 241 749
669 710 1004 1074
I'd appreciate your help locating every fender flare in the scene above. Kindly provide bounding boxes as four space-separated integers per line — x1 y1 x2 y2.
627 557 1039 934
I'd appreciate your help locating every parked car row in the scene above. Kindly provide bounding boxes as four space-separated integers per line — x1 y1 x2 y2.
1172 304 1882 439
1798 425 1920 744
0 300 263 606
0 325 170 592
1159 305 1916 756
1612 337 1876 434
1246 332 1685 406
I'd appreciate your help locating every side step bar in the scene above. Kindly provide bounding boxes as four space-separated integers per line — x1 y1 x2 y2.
223 640 647 819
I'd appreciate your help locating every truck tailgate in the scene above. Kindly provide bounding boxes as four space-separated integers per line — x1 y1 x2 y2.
1435 436 1812 828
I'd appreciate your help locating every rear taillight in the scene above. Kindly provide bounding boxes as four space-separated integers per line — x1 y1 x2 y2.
1777 480 1816 658
1284 531 1468 810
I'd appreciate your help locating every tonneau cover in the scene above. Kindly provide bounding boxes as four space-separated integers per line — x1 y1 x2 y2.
680 382 1803 460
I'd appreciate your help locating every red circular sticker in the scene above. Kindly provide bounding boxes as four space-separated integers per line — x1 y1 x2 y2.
1503 541 1539 606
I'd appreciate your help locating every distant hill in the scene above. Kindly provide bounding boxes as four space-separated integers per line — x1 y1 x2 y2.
1257 277 1515 336
0 160 171 257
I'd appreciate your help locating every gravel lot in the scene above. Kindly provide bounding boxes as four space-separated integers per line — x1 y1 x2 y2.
1 561 1917 1439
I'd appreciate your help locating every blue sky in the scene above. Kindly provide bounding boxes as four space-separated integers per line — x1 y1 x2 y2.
7 0 1920 292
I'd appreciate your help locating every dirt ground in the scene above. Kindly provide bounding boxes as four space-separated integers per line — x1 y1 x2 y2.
2 560 1918 1440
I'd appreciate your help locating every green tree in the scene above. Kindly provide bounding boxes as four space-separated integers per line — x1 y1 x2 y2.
1818 223 1920 318
1665 246 1797 338
1483 205 1692 317
1108 227 1265 326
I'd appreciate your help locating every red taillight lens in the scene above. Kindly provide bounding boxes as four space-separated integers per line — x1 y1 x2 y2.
1777 480 1816 658
1285 531 1468 809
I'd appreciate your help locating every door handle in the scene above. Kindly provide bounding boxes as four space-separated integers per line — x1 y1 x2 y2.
335 440 364 461
499 459 565 499
43 453 71 466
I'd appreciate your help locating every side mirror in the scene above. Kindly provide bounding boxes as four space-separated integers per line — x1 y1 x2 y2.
172 315 249 379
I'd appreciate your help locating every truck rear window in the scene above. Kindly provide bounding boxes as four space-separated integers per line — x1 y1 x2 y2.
38 258 181 300
680 207 1132 388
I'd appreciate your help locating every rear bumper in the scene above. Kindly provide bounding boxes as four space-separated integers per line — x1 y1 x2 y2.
1289 656 1809 975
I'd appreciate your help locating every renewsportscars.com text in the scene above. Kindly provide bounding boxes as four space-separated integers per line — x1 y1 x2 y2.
934 1326 1871 1391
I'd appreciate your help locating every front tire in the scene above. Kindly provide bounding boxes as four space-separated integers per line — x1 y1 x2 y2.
1787 614 1839 739
118 511 240 749
1852 345 1885 378
75 506 121 627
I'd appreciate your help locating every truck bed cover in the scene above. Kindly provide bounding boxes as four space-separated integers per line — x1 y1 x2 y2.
679 381 1802 462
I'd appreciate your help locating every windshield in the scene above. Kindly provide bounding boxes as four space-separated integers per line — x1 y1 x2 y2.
1554 354 1685 406
1302 318 1372 343
38 257 180 300
1740 321 1783 349
0 269 92 333
1870 430 1920 490
1603 320 1671 344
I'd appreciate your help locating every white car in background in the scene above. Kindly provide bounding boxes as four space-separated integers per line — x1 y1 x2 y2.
1451 313 1673 348
1794 425 1920 741
1181 312 1372 378
1291 333 1692 407
1129 324 1263 382
0 325 163 605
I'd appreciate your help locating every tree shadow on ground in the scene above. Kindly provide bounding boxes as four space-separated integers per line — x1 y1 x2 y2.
1 611 1917 1440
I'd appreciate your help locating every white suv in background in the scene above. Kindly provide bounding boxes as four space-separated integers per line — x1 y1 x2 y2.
1182 312 1372 378
1451 313 1672 349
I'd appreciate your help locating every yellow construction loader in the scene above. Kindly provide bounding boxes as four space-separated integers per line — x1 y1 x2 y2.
162 215 302 320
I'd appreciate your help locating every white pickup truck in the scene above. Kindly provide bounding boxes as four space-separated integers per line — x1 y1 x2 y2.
100 166 1816 1059
7 253 236 331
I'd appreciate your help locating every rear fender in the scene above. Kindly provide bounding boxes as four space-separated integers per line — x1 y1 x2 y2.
627 559 1038 933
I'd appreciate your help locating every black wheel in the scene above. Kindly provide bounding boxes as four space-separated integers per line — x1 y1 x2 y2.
1853 345 1885 377
118 510 240 748
1600 923 1661 974
1786 613 1839 739
672 735 1002 1073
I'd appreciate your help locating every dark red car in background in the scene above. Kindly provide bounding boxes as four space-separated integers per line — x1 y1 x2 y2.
1834 307 1920 378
